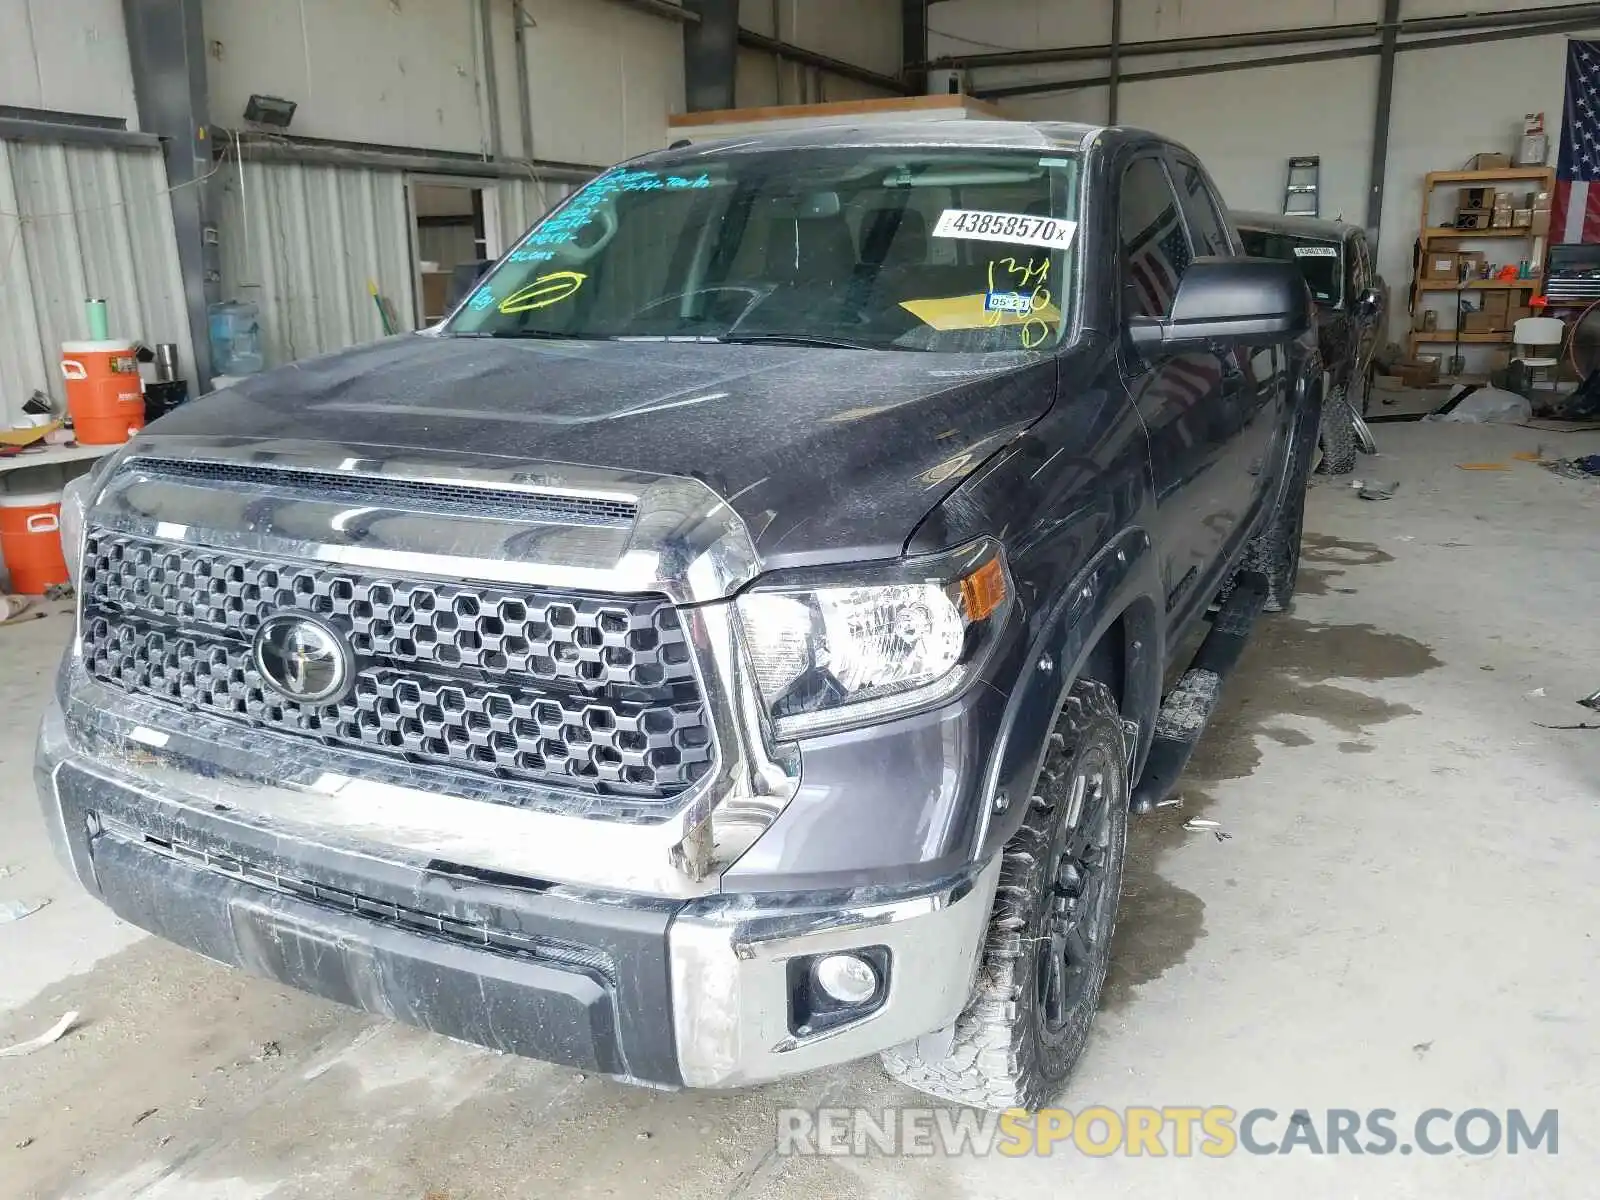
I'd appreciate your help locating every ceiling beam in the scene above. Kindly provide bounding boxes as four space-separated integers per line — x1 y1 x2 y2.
933 1 1600 72
975 16 1600 100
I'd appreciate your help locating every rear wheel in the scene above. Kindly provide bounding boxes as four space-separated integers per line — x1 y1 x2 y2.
879 680 1129 1112
1317 382 1359 475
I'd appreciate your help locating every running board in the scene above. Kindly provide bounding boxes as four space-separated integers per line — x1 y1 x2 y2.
1131 573 1268 814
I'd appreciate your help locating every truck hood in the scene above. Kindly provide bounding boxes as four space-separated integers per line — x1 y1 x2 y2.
149 334 1056 568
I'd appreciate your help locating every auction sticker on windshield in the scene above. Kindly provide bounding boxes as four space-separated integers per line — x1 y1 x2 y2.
933 209 1076 250
1294 245 1339 257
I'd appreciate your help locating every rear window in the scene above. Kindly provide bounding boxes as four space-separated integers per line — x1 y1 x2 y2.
1239 228 1342 306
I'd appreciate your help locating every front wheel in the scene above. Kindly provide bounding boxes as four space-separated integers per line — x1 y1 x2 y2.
880 679 1130 1112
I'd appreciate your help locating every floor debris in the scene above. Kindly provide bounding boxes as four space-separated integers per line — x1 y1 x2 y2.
1542 454 1600 480
1455 462 1511 471
0 1011 79 1058
1359 480 1398 500
131 1107 158 1127
0 897 50 923
1183 818 1221 832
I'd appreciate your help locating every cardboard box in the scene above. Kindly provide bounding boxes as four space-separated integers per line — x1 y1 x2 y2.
1456 209 1492 230
1413 310 1439 333
1463 312 1499 334
1424 251 1461 281
1397 359 1441 386
1460 186 1496 210
1470 152 1513 170
1481 290 1511 317
1514 207 1533 228
1507 305 1533 325
1490 208 1514 228
1531 208 1552 236
1532 189 1552 211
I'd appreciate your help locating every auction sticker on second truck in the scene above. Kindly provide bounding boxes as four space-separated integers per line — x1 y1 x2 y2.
933 209 1076 250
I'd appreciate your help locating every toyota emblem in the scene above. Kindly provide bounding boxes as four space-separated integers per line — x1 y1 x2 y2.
252 612 354 705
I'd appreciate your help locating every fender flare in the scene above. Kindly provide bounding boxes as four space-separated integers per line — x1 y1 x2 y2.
974 525 1164 862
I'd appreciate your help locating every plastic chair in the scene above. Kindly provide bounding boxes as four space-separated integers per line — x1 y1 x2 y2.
1513 316 1564 388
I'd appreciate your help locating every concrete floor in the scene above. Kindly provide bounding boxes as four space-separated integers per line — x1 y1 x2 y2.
2 423 1598 1199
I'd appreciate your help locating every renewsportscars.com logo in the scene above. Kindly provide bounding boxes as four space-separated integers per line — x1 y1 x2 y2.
777 1106 1560 1158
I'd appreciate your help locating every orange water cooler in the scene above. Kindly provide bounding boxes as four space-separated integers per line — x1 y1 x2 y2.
61 339 145 445
0 491 70 595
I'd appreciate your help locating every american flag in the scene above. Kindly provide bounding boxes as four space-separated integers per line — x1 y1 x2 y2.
1127 209 1222 416
1128 216 1193 316
1554 40 1600 244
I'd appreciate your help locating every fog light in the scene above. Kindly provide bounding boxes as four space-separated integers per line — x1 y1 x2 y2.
814 954 879 1005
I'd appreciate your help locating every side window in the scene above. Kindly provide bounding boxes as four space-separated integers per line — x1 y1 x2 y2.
1119 156 1191 319
1171 158 1234 257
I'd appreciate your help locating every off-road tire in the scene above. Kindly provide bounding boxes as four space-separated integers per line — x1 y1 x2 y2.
1317 382 1359 475
879 680 1130 1112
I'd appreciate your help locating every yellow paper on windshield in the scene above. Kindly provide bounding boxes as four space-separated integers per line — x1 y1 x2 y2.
900 293 1062 332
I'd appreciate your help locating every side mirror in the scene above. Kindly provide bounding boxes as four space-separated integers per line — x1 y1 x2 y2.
1128 257 1310 350
1354 286 1382 318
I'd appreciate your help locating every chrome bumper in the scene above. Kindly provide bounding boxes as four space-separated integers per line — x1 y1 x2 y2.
37 696 999 1089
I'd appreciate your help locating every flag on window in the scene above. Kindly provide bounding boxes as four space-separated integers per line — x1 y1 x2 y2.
1554 40 1600 244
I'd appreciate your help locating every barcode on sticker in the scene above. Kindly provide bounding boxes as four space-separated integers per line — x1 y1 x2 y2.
932 209 1076 250
1293 245 1339 258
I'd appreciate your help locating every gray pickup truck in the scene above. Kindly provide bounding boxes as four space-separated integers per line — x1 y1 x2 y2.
37 120 1317 1111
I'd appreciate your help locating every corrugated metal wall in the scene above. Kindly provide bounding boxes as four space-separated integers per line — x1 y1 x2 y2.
0 138 193 426
216 159 418 369
216 162 580 369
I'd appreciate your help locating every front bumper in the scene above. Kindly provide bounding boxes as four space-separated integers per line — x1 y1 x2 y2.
36 698 998 1089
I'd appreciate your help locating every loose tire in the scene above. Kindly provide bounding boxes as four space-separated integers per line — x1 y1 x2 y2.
880 680 1130 1112
1317 382 1359 475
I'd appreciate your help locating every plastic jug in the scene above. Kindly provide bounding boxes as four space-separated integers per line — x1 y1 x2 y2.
208 300 265 375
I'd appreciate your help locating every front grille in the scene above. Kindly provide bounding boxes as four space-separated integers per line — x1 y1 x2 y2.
80 530 713 799
128 457 638 528
122 824 614 978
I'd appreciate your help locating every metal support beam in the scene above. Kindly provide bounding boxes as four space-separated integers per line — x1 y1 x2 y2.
902 0 928 92
934 1 1600 71
216 130 601 182
513 0 536 160
611 0 700 23
1108 0 1123 124
683 0 739 111
0 117 158 150
975 16 1600 100
737 28 914 95
121 0 218 389
1366 0 1402 234
477 0 503 158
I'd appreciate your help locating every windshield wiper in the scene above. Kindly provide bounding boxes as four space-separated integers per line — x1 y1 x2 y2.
718 332 886 351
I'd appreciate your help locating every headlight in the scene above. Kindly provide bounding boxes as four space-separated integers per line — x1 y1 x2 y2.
736 540 1013 739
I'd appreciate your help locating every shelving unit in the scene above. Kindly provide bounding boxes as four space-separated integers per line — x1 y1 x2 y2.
1407 165 1555 362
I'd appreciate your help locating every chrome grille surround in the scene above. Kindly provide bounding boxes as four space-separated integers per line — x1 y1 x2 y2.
62 436 801 896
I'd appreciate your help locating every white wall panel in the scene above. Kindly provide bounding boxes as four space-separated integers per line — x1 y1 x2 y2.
0 138 192 426
518 0 686 163
204 0 490 153
0 0 138 126
740 0 902 77
215 160 417 368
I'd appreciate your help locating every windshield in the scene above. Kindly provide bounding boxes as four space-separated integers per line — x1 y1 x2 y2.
1238 228 1342 306
445 148 1081 352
